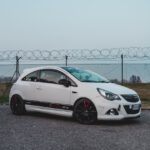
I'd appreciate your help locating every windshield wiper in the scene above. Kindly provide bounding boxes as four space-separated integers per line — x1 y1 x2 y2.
99 81 109 83
82 80 109 83
82 80 95 82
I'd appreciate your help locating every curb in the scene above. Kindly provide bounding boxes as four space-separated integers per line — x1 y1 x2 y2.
142 108 150 110
0 103 9 106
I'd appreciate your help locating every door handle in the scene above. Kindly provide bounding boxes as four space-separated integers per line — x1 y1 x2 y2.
36 86 42 90
72 91 77 94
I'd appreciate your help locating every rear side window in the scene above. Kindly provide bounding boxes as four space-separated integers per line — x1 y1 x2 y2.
22 71 38 82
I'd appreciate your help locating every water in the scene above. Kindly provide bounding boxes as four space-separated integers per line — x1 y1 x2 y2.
0 63 150 83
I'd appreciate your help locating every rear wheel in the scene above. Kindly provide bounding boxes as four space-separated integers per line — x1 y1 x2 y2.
10 95 26 115
74 99 97 124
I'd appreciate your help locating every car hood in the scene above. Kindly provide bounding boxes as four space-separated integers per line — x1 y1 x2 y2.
84 82 137 95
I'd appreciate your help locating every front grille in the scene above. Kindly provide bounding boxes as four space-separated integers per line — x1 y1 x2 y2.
121 94 139 102
124 105 141 114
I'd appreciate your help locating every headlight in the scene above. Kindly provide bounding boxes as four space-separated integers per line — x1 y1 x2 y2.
97 88 121 101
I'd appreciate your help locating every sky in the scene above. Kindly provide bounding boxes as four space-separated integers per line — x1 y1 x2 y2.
0 0 150 50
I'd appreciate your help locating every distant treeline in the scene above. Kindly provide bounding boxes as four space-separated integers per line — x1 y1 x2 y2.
0 77 12 83
111 75 142 84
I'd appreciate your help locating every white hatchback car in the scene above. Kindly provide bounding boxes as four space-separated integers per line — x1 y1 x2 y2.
9 66 141 124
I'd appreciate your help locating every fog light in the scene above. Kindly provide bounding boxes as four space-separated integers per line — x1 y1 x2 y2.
106 109 119 115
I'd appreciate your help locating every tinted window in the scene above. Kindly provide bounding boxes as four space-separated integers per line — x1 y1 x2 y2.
22 71 38 82
39 70 67 84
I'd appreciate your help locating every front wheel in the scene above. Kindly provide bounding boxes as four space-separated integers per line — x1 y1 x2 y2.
10 95 26 115
74 99 97 124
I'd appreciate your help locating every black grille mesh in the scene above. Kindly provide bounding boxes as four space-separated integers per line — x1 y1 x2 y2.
124 105 141 114
121 94 139 102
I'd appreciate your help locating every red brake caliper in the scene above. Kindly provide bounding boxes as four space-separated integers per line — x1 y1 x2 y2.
83 100 90 109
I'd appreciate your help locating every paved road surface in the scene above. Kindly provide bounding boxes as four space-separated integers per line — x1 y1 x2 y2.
0 105 150 150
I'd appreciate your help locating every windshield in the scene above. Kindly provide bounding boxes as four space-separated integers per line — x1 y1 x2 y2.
62 67 109 83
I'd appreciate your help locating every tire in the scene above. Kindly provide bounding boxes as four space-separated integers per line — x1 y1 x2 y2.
74 99 97 124
10 95 26 115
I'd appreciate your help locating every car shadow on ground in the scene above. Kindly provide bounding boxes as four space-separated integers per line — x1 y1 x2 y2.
25 111 142 126
96 119 141 126
25 111 75 123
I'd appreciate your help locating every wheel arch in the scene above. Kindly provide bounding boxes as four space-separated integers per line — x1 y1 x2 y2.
9 92 24 104
73 97 98 124
73 97 97 112
10 94 26 115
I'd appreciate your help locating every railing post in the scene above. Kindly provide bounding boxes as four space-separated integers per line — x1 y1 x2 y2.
121 54 124 84
15 56 21 81
65 55 68 66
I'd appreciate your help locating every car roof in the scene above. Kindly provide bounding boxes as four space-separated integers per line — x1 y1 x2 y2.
23 66 81 73
25 65 60 71
22 66 63 75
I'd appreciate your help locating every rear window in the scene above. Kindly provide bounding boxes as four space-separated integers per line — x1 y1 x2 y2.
22 71 38 82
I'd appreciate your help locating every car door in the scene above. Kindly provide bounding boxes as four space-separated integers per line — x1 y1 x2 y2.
21 70 39 101
35 69 71 106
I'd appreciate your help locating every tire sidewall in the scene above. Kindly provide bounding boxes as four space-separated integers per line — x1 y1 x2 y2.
10 95 26 115
73 99 97 124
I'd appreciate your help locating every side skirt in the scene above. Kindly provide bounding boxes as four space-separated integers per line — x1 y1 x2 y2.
24 100 73 117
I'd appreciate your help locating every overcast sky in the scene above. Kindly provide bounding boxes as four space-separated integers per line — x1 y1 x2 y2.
0 0 150 50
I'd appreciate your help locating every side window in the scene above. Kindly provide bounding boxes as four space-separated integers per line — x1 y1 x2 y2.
39 70 67 84
68 78 77 87
22 71 38 82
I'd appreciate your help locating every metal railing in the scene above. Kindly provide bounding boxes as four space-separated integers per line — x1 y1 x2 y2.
0 47 150 61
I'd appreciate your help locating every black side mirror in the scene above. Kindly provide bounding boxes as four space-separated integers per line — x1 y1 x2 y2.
58 79 71 87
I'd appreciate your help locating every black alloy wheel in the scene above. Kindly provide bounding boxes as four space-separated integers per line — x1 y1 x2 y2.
74 99 97 124
10 95 26 115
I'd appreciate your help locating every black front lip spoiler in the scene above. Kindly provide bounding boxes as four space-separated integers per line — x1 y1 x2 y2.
124 115 141 120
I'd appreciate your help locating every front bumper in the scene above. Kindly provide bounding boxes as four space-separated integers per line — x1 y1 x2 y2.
94 97 141 120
